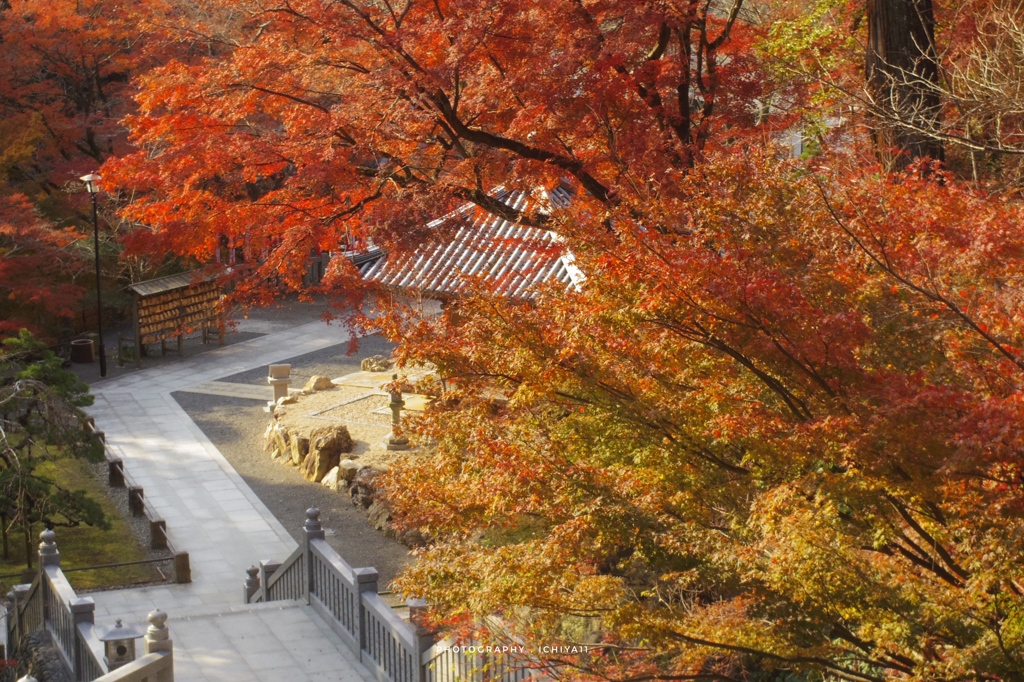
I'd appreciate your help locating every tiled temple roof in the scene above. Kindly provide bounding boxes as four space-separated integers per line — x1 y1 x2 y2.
360 186 580 300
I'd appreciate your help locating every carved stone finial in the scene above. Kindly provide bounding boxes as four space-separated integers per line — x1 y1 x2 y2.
244 565 261 601
38 528 59 566
146 609 168 641
304 507 322 532
144 608 172 654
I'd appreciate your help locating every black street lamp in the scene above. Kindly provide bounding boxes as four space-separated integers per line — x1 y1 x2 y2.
80 173 107 378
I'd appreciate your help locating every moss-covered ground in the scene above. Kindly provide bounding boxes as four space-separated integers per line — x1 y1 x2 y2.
0 458 163 592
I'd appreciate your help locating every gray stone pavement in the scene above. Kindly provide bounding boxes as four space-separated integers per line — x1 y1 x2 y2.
83 319 377 682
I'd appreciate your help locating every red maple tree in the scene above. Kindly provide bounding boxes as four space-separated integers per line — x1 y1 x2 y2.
97 0 1024 678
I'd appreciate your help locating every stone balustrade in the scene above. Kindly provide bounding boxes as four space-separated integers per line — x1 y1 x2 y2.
7 530 174 682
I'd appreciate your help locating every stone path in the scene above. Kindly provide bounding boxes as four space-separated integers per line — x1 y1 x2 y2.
177 380 297 401
83 319 377 682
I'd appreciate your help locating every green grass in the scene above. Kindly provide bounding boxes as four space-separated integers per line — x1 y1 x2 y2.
0 458 164 592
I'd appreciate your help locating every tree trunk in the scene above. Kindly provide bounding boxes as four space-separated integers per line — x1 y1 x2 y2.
865 0 945 170
23 522 32 570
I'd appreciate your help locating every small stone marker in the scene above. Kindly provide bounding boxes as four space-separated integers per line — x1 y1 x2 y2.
268 364 292 403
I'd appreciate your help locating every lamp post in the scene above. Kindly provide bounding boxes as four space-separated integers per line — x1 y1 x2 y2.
80 173 106 378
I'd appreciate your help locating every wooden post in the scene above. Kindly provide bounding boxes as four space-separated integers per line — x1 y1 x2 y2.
177 333 184 357
173 552 191 584
108 459 125 487
133 297 142 369
150 519 168 550
128 487 145 516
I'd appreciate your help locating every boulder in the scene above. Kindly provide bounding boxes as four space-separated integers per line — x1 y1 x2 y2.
401 528 428 548
360 355 393 372
290 435 310 466
276 394 297 405
321 466 341 491
271 425 289 457
304 375 335 392
350 467 382 508
367 500 391 533
339 459 360 482
301 425 354 482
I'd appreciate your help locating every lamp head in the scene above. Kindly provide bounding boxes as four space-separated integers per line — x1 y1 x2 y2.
79 173 101 194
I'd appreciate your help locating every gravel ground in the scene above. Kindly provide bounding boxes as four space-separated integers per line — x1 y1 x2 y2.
173 364 412 586
84 461 176 590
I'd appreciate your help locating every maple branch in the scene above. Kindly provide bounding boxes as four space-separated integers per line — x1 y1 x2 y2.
664 630 884 682
429 91 612 203
706 0 744 51
229 83 331 113
815 181 1024 373
885 494 969 580
544 655 742 682
828 623 917 675
647 22 671 61
652 317 813 422
448 187 549 229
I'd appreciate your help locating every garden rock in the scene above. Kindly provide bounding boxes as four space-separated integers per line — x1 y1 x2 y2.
301 425 354 482
360 355 393 372
290 435 310 466
367 499 391 533
350 467 382 508
339 459 360 482
322 466 341 490
304 375 334 391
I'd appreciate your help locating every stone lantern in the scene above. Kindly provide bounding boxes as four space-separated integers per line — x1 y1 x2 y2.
99 618 144 670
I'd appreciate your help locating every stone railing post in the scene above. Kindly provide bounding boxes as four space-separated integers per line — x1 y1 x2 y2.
244 566 260 603
10 584 30 645
258 560 281 603
70 598 95 681
354 567 378 654
38 529 59 568
302 508 325 605
407 599 435 682
144 609 173 682
144 609 172 654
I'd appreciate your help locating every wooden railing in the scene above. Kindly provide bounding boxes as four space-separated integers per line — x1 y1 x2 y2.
86 421 190 585
248 508 538 682
5 529 174 682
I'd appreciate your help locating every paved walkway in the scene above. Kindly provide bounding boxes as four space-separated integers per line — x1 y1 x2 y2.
84 319 376 682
